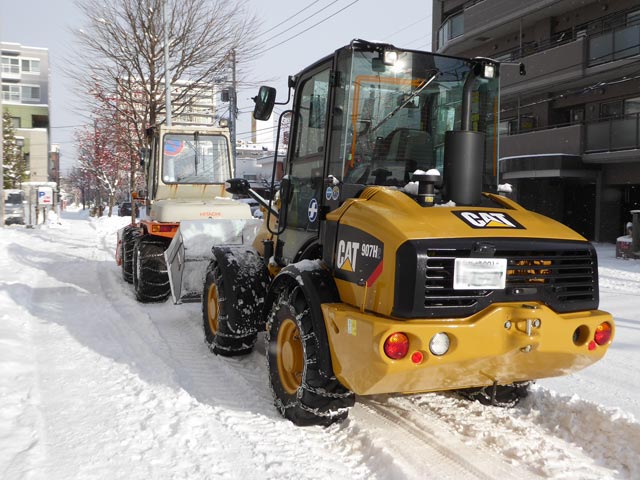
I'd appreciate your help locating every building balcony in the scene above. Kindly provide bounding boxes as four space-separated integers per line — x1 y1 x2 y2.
500 116 640 165
500 124 583 159
500 37 586 96
437 0 573 53
464 0 552 39
584 113 640 159
588 22 640 66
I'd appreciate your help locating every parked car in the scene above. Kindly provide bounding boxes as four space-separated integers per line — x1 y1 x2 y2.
4 189 26 225
118 201 139 217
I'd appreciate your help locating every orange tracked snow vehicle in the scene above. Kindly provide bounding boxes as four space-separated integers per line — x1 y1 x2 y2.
116 124 259 303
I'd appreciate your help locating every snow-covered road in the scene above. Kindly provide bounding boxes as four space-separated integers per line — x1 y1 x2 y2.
1 208 639 479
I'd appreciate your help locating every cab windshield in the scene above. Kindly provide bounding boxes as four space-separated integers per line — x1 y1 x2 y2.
162 134 231 184
334 47 499 188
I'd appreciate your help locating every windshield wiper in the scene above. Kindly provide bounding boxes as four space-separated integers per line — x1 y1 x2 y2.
371 70 440 134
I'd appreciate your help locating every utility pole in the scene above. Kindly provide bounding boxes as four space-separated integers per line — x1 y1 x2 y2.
230 49 237 163
163 0 172 127
1 62 5 228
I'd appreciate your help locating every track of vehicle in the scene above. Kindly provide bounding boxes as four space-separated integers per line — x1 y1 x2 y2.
102 224 638 480
10 215 635 479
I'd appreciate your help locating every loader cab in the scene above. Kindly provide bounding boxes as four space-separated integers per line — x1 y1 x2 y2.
145 125 234 204
256 40 500 264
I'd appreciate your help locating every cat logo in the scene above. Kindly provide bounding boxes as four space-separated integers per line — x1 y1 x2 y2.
333 226 384 286
337 240 360 271
453 211 525 229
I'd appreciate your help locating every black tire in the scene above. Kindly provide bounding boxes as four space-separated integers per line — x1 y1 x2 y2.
266 281 354 427
202 247 269 356
458 381 532 408
132 235 170 303
121 226 142 284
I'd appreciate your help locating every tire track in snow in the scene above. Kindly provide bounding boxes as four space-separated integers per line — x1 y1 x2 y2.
92 220 383 479
392 387 638 479
90 219 639 479
21 219 279 478
352 398 507 480
599 267 640 295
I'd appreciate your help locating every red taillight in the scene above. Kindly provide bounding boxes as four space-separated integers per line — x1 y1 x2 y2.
594 322 612 346
410 351 424 364
384 333 409 360
151 224 177 234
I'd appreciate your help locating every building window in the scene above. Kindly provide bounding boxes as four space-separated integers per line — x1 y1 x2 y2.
21 85 41 102
2 84 20 101
438 11 464 48
498 120 511 135
21 58 40 74
570 107 585 124
588 10 640 65
10 117 21 128
1 57 19 74
500 116 537 135
600 100 623 119
625 97 640 115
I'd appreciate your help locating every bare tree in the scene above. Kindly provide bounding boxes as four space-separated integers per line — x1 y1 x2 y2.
75 116 131 216
71 0 259 195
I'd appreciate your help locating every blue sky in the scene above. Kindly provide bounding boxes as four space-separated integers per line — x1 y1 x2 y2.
1 0 433 173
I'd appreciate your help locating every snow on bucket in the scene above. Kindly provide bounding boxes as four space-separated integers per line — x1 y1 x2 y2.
165 218 261 303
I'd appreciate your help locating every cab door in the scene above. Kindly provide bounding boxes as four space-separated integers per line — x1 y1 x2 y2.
279 63 332 263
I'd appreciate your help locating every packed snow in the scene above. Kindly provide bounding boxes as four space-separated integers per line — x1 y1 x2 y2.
1 207 639 479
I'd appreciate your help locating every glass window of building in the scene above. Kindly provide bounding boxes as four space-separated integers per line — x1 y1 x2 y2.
1 57 19 74
21 85 40 102
625 97 640 115
2 84 20 101
21 59 40 74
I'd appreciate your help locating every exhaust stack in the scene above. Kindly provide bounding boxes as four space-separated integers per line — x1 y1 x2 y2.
444 60 495 206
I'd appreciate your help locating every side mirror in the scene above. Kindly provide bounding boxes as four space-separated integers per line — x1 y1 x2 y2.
253 86 276 121
226 178 251 195
139 147 150 167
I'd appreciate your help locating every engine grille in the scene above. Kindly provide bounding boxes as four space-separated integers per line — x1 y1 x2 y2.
394 238 599 318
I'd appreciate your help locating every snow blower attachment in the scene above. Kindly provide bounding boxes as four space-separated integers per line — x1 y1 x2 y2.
165 218 260 303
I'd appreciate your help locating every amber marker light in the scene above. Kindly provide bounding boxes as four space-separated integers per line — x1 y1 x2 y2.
384 333 409 360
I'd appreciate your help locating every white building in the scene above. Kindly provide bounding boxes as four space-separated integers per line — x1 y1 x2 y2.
1 42 51 184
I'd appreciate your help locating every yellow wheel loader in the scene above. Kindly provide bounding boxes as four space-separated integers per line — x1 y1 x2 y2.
184 40 613 426
116 124 260 303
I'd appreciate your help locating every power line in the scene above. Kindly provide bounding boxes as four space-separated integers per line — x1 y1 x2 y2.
401 34 433 50
501 63 640 115
257 0 342 46
255 0 324 39
383 14 433 43
257 0 360 56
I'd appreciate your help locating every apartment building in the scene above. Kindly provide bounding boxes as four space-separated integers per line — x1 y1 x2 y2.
433 0 640 241
1 42 51 184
